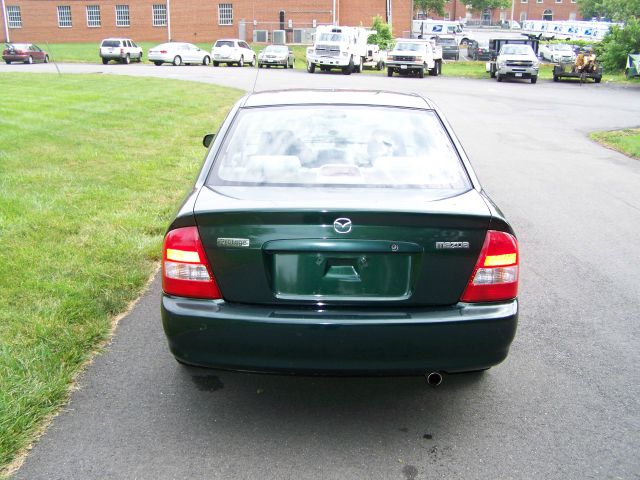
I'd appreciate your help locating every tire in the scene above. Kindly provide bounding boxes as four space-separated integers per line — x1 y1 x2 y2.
173 56 182 66
290 60 294 69
102 58 108 65
154 61 162 66
625 68 630 79
266 64 271 68
213 61 219 67
497 73 502 82
238 56 244 67
44 55 49 64
553 75 558 82
490 70 496 78
202 56 210 66
531 75 537 84
285 59 289 69
387 67 393 77
124 54 130 65
455 54 459 61
27 56 33 64
250 56 256 67
594 76 601 84
138 53 143 62
258 63 262 68
307 61 315 73
418 66 425 78
5 60 10 64
342 57 353 75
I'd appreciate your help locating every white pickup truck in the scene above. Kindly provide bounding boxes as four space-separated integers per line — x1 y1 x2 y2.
386 39 442 78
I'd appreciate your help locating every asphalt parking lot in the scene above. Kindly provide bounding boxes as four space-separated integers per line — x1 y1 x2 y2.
4 62 640 480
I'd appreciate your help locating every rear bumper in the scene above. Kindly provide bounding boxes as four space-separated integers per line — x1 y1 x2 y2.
3 54 28 62
161 296 518 375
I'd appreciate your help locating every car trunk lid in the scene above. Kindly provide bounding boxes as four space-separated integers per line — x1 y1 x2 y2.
194 186 491 306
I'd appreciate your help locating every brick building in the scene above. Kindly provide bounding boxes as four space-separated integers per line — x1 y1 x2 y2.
435 0 581 24
0 0 580 44
0 0 412 43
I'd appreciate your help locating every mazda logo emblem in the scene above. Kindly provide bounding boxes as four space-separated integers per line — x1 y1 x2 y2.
333 218 352 234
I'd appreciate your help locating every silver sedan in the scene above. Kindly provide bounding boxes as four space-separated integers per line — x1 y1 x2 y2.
257 45 295 69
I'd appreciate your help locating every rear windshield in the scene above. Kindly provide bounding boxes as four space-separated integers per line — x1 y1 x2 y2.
208 106 471 192
215 40 234 47
438 38 457 45
102 40 121 47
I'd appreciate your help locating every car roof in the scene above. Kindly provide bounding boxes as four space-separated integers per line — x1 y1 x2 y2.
242 90 434 110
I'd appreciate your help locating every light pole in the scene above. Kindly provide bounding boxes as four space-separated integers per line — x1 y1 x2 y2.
1 0 10 43
166 0 172 42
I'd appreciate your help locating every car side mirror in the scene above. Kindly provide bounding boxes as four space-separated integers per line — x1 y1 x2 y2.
203 133 215 148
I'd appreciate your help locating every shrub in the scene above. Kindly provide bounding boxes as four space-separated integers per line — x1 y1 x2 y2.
597 17 640 71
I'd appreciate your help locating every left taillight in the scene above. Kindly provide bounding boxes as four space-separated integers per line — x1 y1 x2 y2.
460 230 519 303
162 226 222 299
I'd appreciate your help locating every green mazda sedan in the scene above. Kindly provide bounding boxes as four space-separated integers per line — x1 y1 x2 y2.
161 89 518 379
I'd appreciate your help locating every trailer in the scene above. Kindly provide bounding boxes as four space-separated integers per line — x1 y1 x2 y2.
553 61 602 83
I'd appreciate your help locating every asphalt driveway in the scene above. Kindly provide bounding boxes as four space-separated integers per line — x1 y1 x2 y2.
5 63 640 480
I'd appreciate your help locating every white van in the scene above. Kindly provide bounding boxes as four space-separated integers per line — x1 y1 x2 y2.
411 20 471 45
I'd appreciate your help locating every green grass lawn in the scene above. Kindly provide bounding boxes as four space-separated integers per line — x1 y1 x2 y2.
0 73 242 476
591 128 640 159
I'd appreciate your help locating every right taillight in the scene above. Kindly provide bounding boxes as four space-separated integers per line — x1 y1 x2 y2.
162 226 222 299
460 230 519 303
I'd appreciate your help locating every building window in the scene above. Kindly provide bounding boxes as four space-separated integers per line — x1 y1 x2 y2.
520 12 527 21
555 0 562 3
57 5 72 27
444 12 450 20
521 0 527 3
152 4 167 26
569 12 576 19
537 0 543 3
218 3 233 25
571 0 576 2
115 5 130 27
86 5 101 27
6 5 22 28
542 9 553 20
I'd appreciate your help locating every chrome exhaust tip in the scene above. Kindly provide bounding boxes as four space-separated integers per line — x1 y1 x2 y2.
426 371 443 386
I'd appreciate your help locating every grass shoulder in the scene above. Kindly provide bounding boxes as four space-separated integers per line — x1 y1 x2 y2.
0 73 242 475
590 128 640 160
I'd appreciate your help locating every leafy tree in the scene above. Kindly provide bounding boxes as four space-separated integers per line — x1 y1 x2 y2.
413 0 446 17
597 17 640 70
368 16 394 50
578 0 640 21
465 0 512 13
